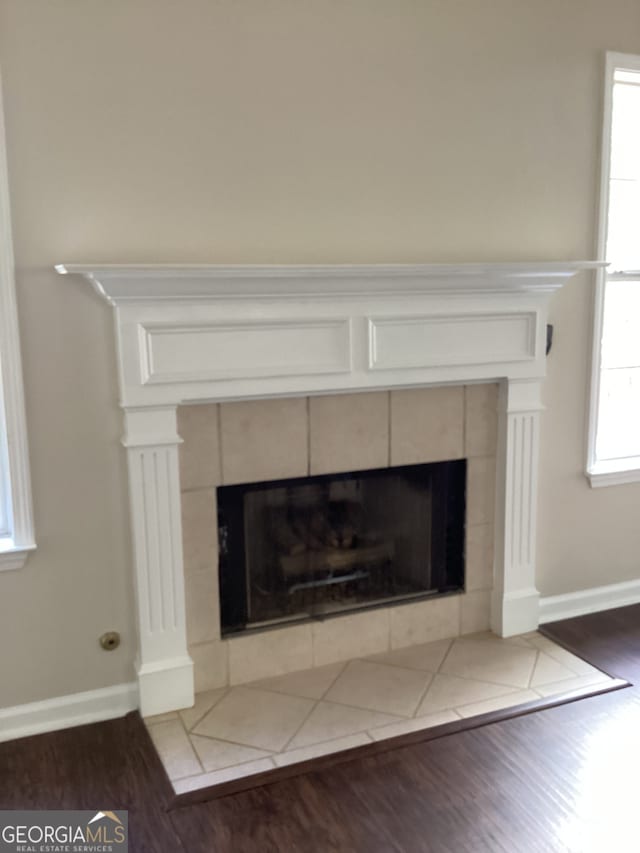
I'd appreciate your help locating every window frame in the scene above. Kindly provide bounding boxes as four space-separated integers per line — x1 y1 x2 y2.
0 70 36 569
587 51 640 488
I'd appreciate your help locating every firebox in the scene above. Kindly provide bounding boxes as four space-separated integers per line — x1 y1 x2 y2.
217 459 466 636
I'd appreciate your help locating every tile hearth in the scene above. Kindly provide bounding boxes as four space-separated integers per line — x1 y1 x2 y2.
145 631 616 796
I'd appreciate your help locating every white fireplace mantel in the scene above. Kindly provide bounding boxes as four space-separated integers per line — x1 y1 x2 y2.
58 261 601 715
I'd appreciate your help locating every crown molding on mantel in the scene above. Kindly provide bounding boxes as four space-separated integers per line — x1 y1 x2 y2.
56 261 604 305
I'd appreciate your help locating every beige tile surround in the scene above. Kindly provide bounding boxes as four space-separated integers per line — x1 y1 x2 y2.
178 383 498 693
145 631 617 795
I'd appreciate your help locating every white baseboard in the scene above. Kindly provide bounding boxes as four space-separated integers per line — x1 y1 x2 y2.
0 682 139 744
539 579 640 624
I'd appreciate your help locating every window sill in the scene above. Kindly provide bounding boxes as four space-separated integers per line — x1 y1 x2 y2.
587 459 640 488
0 538 36 571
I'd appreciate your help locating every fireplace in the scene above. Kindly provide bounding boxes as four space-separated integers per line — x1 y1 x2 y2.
57 261 601 715
218 460 466 635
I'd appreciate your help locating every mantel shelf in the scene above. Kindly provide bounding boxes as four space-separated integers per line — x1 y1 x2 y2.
56 261 604 305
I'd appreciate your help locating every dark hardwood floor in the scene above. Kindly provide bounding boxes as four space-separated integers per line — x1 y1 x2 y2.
2 605 639 852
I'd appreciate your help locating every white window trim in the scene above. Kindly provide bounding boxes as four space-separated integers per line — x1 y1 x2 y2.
587 51 640 488
0 71 36 569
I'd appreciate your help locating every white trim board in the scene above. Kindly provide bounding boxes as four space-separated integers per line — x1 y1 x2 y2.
539 579 640 624
586 51 640 488
0 682 138 744
0 68 36 570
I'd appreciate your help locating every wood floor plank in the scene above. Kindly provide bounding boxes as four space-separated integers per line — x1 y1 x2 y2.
0 712 184 852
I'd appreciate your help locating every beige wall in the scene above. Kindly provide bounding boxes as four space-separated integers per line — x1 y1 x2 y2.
1 0 639 708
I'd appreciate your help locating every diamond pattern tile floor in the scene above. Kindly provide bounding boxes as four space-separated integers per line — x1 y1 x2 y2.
191 686 314 752
416 672 517 716
144 630 617 794
439 637 537 687
324 659 432 716
248 662 345 699
287 700 402 750
189 735 271 772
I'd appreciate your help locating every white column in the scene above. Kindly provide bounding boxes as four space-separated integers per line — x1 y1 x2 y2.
123 406 194 716
491 379 543 637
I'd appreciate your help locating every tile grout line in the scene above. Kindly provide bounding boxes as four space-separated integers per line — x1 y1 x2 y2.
367 708 459 740
409 672 436 719
284 696 409 720
235 659 352 754
280 690 421 756
436 637 548 690
175 710 205 775
229 684 319 702
317 660 349 700
354 654 441 675
185 729 277 753
171 754 277 787
279 696 321 753
184 688 230 734
170 752 269 783
276 731 375 763
534 640 605 678
216 403 224 485
231 665 348 705
435 637 456 674
534 637 606 676
526 650 541 689
362 660 440 674
440 673 535 691
450 687 526 716
280 729 378 755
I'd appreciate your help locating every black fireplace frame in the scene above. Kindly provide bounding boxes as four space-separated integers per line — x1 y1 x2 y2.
217 459 466 637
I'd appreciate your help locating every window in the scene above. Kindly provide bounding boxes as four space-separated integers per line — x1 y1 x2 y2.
0 71 35 568
588 52 640 486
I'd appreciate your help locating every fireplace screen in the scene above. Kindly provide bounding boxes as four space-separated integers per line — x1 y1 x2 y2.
217 460 466 636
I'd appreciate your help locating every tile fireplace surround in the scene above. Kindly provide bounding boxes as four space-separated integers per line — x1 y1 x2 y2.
57 261 601 717
178 385 497 694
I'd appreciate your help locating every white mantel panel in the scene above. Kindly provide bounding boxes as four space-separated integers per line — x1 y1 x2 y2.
369 311 536 371
139 318 352 386
113 290 550 408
